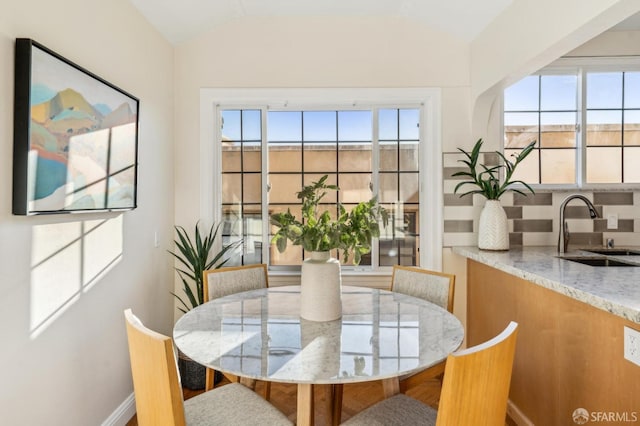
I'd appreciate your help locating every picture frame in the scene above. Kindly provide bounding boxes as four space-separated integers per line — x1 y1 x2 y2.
13 38 140 215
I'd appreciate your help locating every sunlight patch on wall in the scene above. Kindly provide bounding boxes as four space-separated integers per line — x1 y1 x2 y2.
30 215 123 337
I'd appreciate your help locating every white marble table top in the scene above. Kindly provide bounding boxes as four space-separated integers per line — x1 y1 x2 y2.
173 285 464 385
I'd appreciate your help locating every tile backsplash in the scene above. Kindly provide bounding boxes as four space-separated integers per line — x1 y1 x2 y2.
443 152 640 248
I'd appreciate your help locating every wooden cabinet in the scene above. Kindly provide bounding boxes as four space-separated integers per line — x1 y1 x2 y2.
467 260 640 425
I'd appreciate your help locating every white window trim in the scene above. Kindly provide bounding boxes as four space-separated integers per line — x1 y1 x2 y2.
199 88 443 271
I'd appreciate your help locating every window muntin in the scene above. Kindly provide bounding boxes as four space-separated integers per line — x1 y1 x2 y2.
221 109 264 265
504 67 640 186
504 74 578 185
586 72 640 183
377 109 420 267
220 107 422 270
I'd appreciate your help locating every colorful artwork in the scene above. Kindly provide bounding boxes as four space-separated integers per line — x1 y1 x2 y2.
13 39 139 215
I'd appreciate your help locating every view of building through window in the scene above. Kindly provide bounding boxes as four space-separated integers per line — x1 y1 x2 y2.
220 107 421 269
504 70 640 185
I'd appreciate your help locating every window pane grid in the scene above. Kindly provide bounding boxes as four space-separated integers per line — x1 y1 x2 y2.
221 109 263 265
505 69 640 185
221 106 422 270
375 109 420 267
268 110 376 267
504 74 578 184
586 71 640 183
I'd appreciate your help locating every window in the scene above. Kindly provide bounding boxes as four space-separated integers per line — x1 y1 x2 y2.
586 72 640 183
504 74 578 184
202 88 442 272
504 61 640 186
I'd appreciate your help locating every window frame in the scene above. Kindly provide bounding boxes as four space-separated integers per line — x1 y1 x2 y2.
200 88 443 273
503 56 640 190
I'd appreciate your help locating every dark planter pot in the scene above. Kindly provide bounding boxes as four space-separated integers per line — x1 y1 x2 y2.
178 352 222 390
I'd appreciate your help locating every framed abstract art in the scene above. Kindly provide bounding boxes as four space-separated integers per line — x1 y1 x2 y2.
13 38 139 215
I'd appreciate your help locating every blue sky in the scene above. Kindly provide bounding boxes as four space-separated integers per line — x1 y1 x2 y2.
504 72 640 126
221 108 420 142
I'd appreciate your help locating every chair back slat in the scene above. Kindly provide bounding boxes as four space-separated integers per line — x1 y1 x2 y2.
124 309 186 426
203 264 268 301
436 321 519 426
391 265 455 312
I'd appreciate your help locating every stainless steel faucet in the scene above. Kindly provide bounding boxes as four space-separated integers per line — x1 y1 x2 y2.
558 194 600 253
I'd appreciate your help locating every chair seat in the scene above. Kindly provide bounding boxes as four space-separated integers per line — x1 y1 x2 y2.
184 383 292 426
344 322 519 426
342 394 437 426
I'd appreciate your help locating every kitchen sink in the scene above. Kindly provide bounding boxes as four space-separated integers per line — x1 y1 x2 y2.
558 256 640 267
581 248 640 256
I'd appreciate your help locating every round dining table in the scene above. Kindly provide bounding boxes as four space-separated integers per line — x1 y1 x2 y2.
173 285 464 426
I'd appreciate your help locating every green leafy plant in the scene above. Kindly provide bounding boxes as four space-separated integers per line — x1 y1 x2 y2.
453 138 536 200
169 222 241 313
270 175 388 265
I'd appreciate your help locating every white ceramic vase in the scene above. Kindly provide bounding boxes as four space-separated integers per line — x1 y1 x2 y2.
478 199 509 250
300 251 342 321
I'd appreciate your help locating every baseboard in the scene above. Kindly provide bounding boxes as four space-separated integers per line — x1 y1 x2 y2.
507 399 534 426
102 392 135 426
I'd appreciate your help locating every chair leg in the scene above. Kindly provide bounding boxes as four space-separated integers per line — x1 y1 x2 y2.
222 372 240 383
331 384 344 426
264 382 272 401
318 384 344 426
398 361 446 393
205 368 215 391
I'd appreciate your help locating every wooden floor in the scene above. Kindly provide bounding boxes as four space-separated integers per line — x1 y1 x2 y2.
126 377 443 425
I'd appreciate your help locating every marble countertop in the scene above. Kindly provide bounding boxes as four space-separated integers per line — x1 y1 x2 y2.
453 246 640 324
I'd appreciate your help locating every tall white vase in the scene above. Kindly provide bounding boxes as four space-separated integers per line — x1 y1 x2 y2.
478 200 509 250
300 251 342 321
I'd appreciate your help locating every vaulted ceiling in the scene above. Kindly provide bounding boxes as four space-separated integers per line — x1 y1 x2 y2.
129 0 515 45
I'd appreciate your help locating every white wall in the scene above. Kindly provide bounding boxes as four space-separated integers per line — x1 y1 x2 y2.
0 1 174 424
567 29 640 56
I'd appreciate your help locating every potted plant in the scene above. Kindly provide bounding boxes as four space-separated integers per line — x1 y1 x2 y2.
453 138 535 250
169 222 240 388
270 175 388 321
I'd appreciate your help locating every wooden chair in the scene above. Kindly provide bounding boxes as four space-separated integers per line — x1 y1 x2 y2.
202 264 270 396
123 309 292 426
331 266 456 425
390 265 455 392
342 321 519 426
391 265 455 312
203 263 269 301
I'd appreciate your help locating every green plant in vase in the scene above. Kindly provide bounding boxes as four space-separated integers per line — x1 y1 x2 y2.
168 221 241 389
453 138 535 200
169 222 241 313
270 175 388 265
453 138 535 250
270 175 388 321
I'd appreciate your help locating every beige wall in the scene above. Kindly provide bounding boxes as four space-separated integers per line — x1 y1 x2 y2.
0 0 174 424
567 28 640 56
